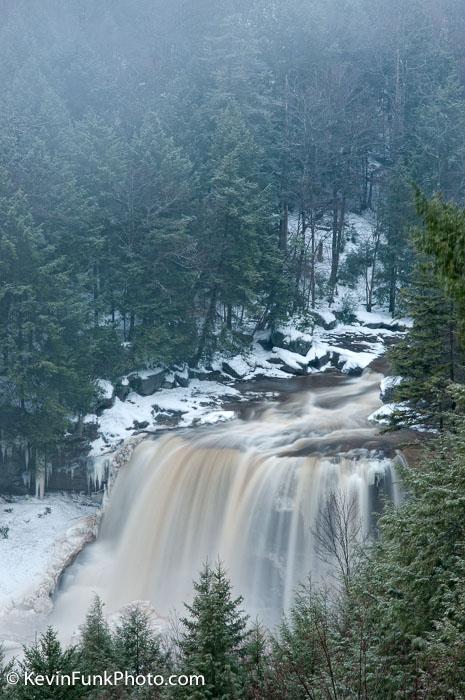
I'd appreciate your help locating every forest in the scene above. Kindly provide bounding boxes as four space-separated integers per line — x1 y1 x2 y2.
2 0 465 697
1 0 465 454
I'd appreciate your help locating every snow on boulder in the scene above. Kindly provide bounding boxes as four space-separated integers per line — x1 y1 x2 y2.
309 309 337 330
162 372 176 389
174 366 190 388
128 368 166 396
272 347 308 375
380 376 403 402
271 326 313 356
325 346 379 375
0 495 98 620
255 329 272 349
356 309 412 332
306 340 332 369
222 355 253 379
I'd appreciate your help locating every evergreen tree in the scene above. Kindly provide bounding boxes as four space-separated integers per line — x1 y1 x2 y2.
113 604 166 678
193 104 276 361
78 597 114 680
390 260 463 428
416 189 465 335
177 562 250 699
361 426 465 697
0 174 95 454
15 627 81 699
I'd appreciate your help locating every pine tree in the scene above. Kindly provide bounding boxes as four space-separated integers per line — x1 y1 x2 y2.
78 597 114 679
242 621 269 700
0 645 13 698
360 425 465 697
390 260 463 428
177 562 250 699
415 189 465 336
16 627 81 699
113 604 166 678
193 104 276 361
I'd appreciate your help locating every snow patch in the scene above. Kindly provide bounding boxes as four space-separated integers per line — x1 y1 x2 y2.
0 495 98 623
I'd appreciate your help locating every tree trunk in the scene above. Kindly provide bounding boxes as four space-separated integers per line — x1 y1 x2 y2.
310 220 316 308
328 191 345 301
279 201 288 253
193 285 218 366
388 264 397 315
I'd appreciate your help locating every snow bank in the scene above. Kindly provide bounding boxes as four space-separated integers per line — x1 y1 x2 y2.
0 495 98 622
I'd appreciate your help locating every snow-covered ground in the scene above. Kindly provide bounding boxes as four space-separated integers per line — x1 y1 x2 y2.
0 494 98 652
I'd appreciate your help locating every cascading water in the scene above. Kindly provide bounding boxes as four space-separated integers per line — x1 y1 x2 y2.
52 370 400 633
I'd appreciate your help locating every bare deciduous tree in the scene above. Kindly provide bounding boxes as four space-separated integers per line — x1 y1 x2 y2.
314 490 363 591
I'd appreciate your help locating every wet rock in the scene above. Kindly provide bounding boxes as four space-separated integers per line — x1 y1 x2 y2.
307 352 331 370
279 362 307 376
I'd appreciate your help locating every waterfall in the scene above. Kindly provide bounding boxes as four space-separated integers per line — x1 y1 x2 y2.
52 371 399 632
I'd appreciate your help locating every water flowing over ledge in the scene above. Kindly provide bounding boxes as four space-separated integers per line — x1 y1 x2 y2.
51 370 402 635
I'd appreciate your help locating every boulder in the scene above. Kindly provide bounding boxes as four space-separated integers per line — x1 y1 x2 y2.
272 348 308 376
222 356 251 379
174 370 190 388
188 367 225 382
162 373 176 389
279 361 307 376
307 352 331 370
309 311 337 331
129 369 166 396
345 365 364 377
271 329 313 356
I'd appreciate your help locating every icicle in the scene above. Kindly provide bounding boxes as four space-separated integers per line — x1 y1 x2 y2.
87 455 111 492
35 453 46 499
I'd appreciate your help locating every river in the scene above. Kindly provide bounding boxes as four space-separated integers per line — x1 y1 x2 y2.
50 369 401 635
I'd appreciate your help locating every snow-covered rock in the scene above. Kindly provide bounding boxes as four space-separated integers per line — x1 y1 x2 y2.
309 309 337 330
271 347 308 375
174 366 190 388
271 326 313 356
368 402 410 425
380 376 403 402
222 355 253 379
128 368 166 396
